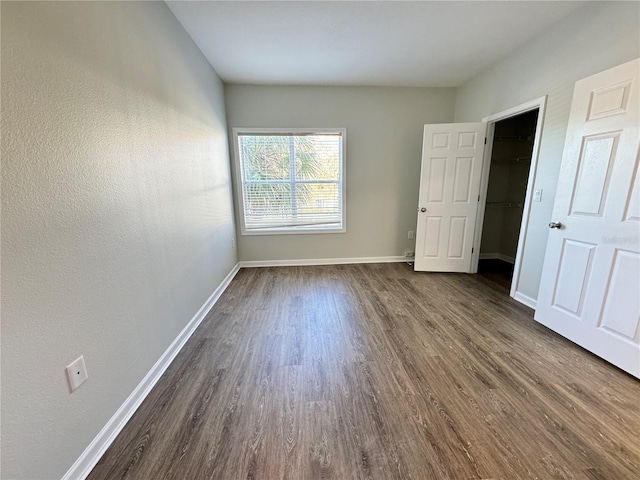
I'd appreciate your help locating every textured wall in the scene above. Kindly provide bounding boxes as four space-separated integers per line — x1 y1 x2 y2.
225 85 456 262
454 1 640 300
1 2 236 478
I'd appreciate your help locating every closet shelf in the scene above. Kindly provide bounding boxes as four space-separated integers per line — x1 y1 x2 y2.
494 135 532 141
493 156 531 164
486 202 523 208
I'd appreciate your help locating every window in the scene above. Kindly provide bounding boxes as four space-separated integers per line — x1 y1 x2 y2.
233 128 346 235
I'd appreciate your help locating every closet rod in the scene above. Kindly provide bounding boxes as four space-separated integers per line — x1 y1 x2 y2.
485 202 523 208
492 156 531 164
494 135 532 141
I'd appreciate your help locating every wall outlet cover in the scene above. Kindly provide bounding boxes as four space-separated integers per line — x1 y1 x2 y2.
66 356 88 392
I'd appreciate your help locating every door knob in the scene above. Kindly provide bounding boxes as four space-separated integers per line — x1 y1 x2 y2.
549 221 562 229
420 207 427 212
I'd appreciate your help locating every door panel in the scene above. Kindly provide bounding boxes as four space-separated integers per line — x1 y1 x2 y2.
552 239 595 316
624 159 640 221
423 217 441 257
570 133 618 216
447 217 467 258
588 79 633 120
599 249 640 341
453 157 473 202
427 158 447 202
415 123 486 272
535 58 640 377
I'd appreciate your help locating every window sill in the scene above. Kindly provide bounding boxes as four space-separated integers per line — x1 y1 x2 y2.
241 225 346 236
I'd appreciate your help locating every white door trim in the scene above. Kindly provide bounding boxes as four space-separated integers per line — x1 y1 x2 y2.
471 96 547 307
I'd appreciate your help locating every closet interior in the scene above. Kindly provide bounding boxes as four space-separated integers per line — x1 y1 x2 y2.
478 109 539 286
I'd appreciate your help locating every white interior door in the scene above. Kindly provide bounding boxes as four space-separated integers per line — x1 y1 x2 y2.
535 59 640 378
415 123 486 272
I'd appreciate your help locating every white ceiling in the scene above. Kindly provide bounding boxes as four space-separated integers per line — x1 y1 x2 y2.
166 1 587 87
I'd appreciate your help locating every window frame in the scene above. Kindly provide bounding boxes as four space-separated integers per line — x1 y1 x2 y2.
232 127 347 236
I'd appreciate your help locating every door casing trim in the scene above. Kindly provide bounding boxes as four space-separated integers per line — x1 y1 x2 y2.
471 96 547 307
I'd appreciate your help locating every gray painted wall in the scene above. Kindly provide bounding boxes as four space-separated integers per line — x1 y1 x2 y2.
455 1 640 301
225 85 456 262
3 2 640 478
1 2 236 478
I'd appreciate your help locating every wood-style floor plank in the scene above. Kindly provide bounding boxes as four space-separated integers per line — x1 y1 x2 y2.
89 263 640 480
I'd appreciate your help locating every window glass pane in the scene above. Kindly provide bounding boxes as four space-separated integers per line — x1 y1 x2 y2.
236 130 344 232
295 183 341 225
239 135 290 181
244 183 292 228
295 135 340 181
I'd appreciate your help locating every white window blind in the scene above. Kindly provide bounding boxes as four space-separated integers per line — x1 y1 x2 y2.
234 129 345 234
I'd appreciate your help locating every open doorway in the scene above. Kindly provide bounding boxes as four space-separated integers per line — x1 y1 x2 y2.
469 97 547 309
416 97 546 308
478 110 539 288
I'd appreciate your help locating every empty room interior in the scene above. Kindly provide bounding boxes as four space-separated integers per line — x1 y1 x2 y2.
2 1 640 479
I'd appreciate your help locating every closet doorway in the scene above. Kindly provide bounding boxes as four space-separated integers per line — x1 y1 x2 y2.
472 98 546 307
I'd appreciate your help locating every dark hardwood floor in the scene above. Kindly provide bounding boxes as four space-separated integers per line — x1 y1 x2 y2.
477 258 514 290
89 263 640 480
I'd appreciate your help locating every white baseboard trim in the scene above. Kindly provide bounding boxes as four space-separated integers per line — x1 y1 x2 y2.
512 291 537 310
238 256 410 268
479 253 515 264
62 263 241 480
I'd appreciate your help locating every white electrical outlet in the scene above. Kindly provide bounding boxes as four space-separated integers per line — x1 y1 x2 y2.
231 237 236 248
66 356 88 392
408 230 414 239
